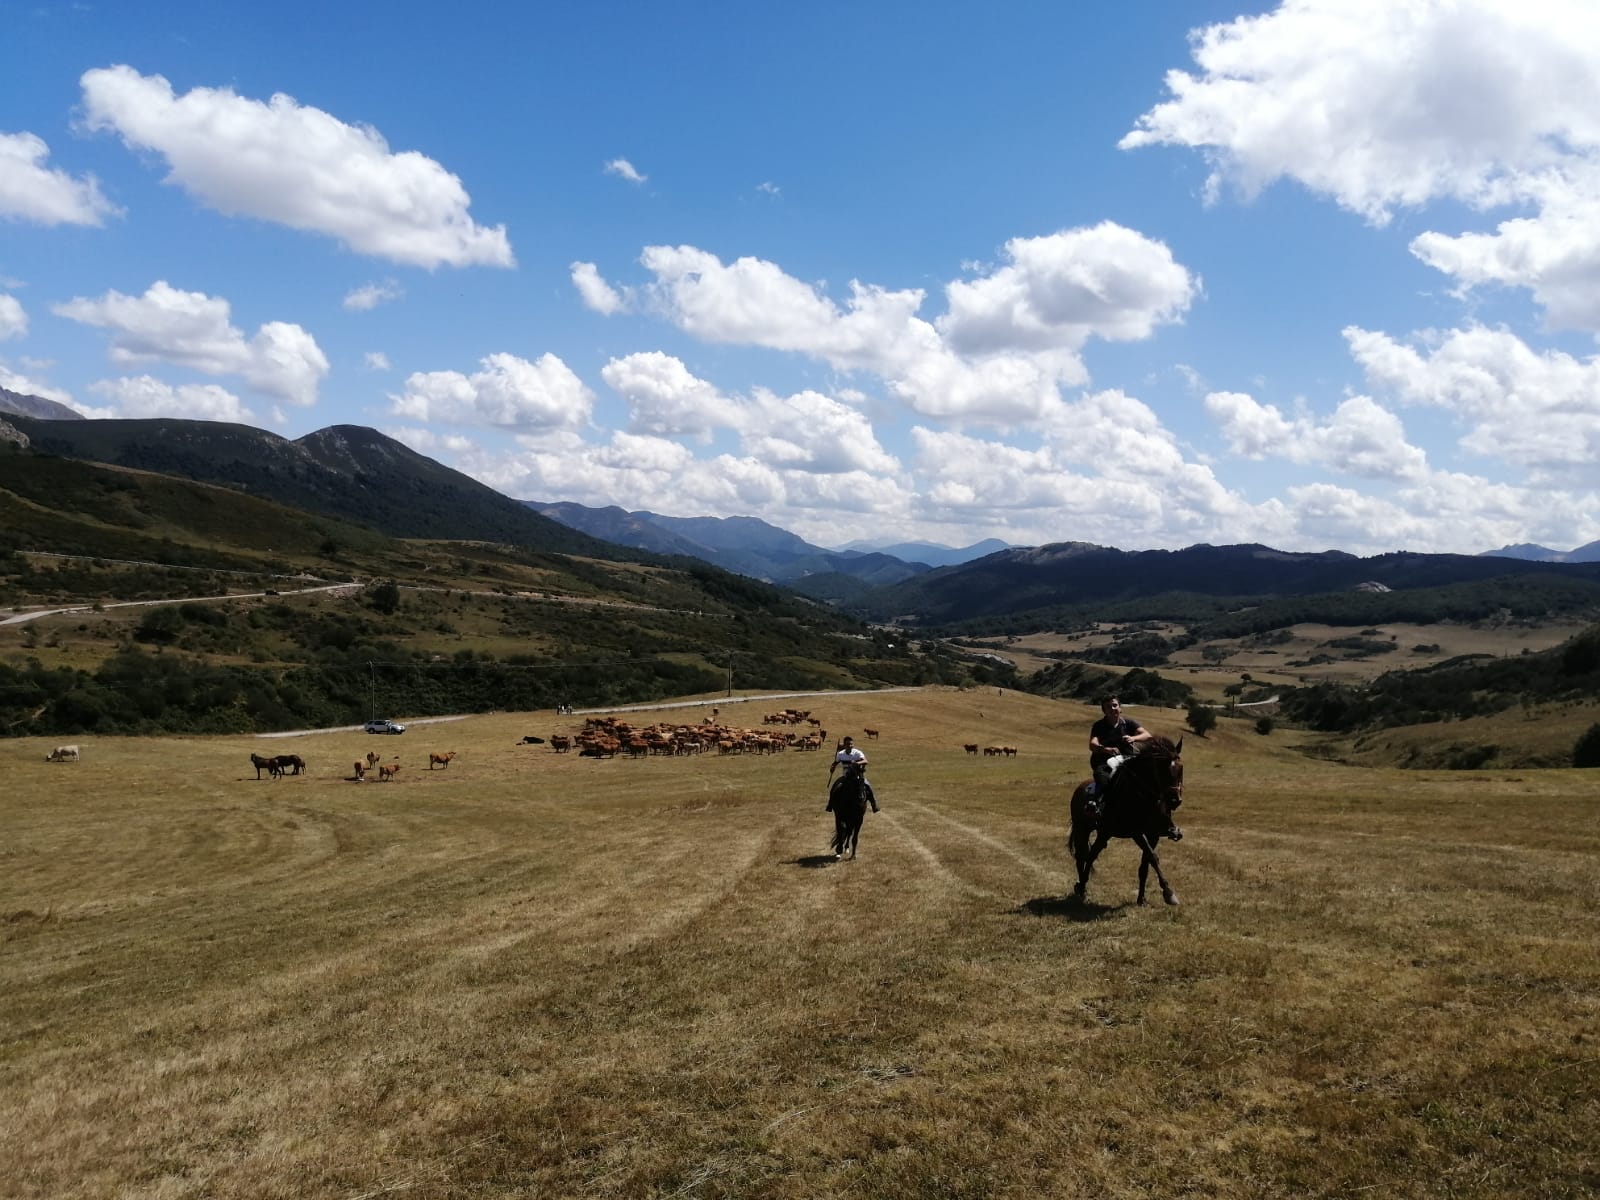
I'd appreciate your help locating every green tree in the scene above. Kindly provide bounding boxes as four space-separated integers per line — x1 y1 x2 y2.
1574 723 1600 768
1187 701 1218 737
369 581 401 615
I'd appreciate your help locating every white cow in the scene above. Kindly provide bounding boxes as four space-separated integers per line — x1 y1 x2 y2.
46 744 80 762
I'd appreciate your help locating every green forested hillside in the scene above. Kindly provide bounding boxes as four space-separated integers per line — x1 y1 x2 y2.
0 451 994 736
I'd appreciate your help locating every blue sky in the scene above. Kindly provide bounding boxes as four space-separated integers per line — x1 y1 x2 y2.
3 0 1598 556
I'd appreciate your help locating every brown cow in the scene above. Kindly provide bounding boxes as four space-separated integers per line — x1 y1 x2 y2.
964 743 979 755
863 728 879 740
378 762 401 782
352 760 366 781
428 751 456 769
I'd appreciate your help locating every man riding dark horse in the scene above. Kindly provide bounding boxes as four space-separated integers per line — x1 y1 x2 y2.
825 736 874 860
1088 694 1179 840
826 736 878 813
1070 733 1186 906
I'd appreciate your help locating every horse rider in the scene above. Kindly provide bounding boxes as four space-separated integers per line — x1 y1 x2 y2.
1088 694 1181 839
827 735 879 813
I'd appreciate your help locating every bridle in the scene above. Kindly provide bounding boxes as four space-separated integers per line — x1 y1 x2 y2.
1120 745 1183 814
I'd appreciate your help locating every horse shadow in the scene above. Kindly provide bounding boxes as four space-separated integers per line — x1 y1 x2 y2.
1015 894 1128 922
789 854 843 870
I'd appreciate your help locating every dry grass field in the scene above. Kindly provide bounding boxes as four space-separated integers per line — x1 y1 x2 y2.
4 687 1598 1199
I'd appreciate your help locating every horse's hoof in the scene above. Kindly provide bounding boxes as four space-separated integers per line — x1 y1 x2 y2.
1163 891 1180 906
1137 896 1148 906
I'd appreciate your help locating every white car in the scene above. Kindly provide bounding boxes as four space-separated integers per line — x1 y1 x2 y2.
364 718 406 735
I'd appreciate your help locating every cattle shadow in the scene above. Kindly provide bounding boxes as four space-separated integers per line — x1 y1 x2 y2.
1015 894 1127 922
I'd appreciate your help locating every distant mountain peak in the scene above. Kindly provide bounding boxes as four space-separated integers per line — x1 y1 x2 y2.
1482 542 1569 562
0 385 83 421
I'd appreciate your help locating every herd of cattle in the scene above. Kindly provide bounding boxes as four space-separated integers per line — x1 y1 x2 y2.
41 712 1021 779
536 713 834 759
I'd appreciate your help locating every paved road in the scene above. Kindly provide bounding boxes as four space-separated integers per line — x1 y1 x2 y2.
1 583 358 626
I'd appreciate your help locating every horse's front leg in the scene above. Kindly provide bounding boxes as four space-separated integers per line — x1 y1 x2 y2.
1132 834 1178 906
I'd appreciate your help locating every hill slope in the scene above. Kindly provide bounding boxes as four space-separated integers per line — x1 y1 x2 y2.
7 416 631 559
858 540 1600 626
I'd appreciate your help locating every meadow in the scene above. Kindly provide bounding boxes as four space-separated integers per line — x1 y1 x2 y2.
4 687 1597 1199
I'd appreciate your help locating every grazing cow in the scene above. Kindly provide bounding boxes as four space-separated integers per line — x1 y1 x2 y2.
549 735 573 753
964 743 979 755
863 728 879 740
352 760 366 781
428 751 456 769
519 736 545 745
250 752 280 779
46 744 81 763
1003 746 1018 757
378 762 401 782
273 754 305 776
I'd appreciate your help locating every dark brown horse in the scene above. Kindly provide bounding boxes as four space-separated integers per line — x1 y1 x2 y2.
1068 735 1185 906
829 764 870 860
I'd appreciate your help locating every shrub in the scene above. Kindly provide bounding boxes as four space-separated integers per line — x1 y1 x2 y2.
1187 702 1218 737
1255 715 1275 735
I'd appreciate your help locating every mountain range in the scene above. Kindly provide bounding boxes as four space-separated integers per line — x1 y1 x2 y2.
4 397 1599 630
526 500 941 593
1482 541 1600 564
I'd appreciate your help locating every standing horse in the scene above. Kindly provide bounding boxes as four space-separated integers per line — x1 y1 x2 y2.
1068 735 1185 906
829 764 870 861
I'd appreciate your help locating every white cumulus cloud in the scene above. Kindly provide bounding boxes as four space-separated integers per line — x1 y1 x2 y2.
1205 390 1430 480
80 65 514 269
0 131 119 226
0 294 26 341
1346 323 1600 475
53 280 328 407
940 223 1199 354
571 261 630 315
389 352 594 429
1122 0 1600 329
611 234 1194 423
600 351 735 438
88 375 254 423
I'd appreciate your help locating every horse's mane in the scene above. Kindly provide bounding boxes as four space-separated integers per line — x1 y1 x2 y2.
1140 735 1181 760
